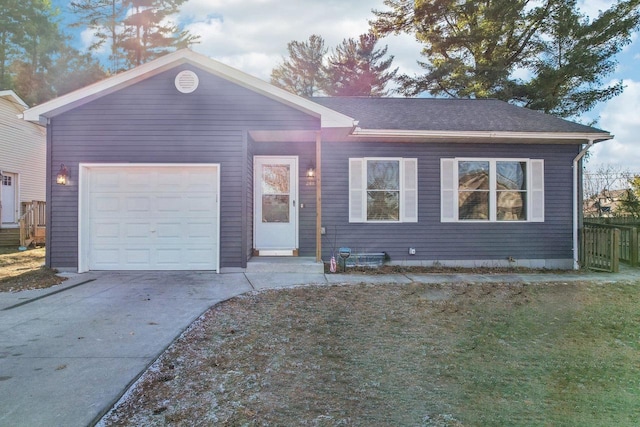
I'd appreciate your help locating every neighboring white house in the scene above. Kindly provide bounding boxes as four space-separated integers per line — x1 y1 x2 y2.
0 90 45 228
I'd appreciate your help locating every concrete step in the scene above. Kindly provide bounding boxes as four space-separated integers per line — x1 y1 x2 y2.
0 228 20 247
246 256 325 273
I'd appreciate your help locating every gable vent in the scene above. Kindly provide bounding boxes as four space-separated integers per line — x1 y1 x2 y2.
175 70 199 93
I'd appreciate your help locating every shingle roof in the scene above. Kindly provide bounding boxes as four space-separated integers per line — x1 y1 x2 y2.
310 97 606 134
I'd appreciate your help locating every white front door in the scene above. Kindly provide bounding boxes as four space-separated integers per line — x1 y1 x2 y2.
254 156 298 255
1 173 17 224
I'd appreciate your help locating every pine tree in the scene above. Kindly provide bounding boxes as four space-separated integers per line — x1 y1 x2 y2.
324 33 397 97
371 0 640 118
271 35 327 97
120 0 199 68
70 0 127 74
71 0 198 73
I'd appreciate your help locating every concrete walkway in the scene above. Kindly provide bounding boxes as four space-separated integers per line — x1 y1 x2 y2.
0 268 638 427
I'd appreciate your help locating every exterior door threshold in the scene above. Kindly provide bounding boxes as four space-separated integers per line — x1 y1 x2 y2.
253 249 298 257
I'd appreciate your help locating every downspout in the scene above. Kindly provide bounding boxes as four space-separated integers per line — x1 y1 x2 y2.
572 138 596 270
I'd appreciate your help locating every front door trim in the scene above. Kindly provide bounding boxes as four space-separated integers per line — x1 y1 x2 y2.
253 156 299 254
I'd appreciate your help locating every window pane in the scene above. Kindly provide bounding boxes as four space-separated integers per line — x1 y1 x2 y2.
459 191 489 220
497 162 527 221
497 162 526 190
367 191 399 220
262 195 289 223
367 161 399 190
459 161 489 190
458 161 489 220
497 192 527 221
262 165 289 194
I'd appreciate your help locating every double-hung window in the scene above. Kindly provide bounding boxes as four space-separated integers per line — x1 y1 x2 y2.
441 158 544 222
349 158 418 223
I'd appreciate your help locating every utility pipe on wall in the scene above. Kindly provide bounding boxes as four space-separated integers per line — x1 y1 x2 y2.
572 138 596 270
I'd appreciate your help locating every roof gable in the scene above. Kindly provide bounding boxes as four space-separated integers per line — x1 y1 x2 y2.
22 49 355 129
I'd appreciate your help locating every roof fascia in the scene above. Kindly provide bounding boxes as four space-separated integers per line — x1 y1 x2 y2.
351 128 614 143
22 49 356 129
22 54 190 122
0 90 28 110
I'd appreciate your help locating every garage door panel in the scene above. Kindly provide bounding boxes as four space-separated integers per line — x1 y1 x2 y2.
94 222 120 239
127 172 153 189
156 249 183 266
157 222 182 238
91 248 119 268
85 165 219 271
157 196 182 212
187 222 216 238
124 249 151 265
186 248 218 267
126 197 151 213
94 196 120 212
124 222 152 239
187 196 216 212
91 171 120 189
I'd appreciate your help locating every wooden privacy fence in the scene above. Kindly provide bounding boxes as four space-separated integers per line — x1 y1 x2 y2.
583 222 639 269
581 226 620 272
618 225 639 267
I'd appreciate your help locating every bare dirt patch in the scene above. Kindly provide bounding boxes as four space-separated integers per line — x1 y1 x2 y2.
99 280 628 427
0 247 66 292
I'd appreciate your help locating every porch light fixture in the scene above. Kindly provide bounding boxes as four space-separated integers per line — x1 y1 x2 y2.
306 162 316 178
56 164 69 185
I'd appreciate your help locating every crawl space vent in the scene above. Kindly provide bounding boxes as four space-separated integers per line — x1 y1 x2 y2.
175 70 199 93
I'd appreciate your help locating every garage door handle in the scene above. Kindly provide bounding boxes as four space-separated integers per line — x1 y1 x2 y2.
293 200 295 207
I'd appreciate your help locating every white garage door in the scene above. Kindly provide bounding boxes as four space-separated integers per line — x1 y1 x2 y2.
81 164 219 271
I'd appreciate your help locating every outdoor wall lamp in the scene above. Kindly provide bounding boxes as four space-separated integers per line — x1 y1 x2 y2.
56 164 69 185
306 162 316 178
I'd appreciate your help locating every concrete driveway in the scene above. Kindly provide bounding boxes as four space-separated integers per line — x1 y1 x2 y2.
0 271 255 427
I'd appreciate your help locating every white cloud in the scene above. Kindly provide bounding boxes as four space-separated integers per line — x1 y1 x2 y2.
178 0 423 80
80 28 104 53
587 79 640 173
577 0 612 19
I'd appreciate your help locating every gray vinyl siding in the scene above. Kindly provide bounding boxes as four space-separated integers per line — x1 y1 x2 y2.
47 64 318 270
321 141 579 264
246 133 254 262
252 141 317 257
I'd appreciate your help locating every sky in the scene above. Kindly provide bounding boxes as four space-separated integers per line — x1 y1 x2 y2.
53 0 639 173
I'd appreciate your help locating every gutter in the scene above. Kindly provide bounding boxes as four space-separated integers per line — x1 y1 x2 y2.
350 128 611 141
572 139 596 270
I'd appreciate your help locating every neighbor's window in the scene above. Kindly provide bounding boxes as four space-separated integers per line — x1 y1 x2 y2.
441 158 544 222
349 157 417 223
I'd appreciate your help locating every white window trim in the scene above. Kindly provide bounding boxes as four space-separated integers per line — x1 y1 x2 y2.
441 157 544 223
349 157 418 223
